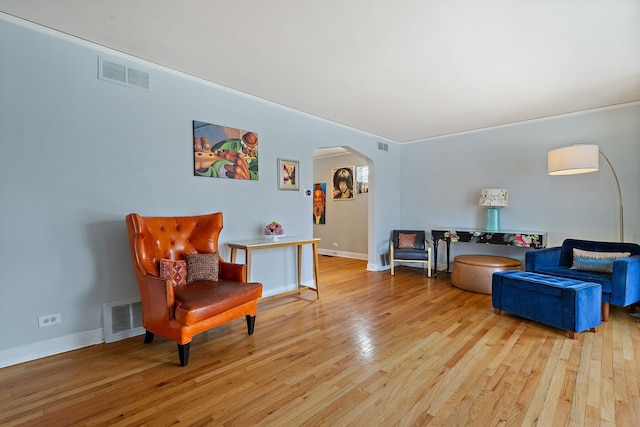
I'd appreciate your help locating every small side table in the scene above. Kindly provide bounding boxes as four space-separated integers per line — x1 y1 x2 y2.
227 236 320 300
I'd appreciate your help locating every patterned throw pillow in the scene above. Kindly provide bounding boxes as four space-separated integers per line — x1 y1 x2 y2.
398 233 417 249
571 248 631 273
159 259 187 287
184 252 220 283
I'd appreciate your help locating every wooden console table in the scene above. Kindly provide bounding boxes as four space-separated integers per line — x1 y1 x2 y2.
227 236 320 300
431 229 546 277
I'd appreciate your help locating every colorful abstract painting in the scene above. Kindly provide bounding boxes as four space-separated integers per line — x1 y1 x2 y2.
313 182 326 224
193 121 258 180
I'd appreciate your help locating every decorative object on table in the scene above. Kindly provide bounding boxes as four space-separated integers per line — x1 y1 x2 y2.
313 183 326 224
479 188 509 231
264 221 284 240
278 158 299 190
331 166 355 200
192 120 259 180
548 144 624 242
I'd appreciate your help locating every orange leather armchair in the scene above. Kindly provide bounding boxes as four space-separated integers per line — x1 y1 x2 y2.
125 212 263 366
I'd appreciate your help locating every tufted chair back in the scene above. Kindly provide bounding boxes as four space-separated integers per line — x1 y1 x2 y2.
128 212 223 276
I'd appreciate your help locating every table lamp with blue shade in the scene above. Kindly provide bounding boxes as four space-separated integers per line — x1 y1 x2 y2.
479 189 509 231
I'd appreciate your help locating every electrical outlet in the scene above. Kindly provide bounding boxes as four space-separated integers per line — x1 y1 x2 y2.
38 313 62 328
332 242 338 247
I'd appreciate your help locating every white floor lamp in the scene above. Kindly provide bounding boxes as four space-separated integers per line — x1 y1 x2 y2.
548 144 624 242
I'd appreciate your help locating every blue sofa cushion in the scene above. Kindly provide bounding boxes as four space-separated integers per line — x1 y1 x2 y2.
571 248 631 273
394 248 429 260
559 239 640 268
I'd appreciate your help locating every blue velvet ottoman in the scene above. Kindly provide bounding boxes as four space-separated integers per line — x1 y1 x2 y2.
492 271 601 338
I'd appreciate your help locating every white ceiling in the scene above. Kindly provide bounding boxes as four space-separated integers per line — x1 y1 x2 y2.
2 1 639 143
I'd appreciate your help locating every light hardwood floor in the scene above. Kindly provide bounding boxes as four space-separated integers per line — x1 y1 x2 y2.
2 256 639 426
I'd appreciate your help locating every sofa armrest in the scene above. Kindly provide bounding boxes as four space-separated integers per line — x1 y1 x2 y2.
610 255 640 306
136 273 175 324
525 246 561 271
219 260 247 282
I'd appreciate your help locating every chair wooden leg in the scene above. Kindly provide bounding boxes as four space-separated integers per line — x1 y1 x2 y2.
390 244 395 275
246 315 256 335
567 327 597 340
144 330 154 344
602 302 610 322
178 343 190 367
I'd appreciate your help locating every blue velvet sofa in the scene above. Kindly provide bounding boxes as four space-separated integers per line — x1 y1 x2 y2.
525 239 640 321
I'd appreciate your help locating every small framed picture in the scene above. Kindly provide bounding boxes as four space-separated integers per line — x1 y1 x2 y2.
278 158 299 190
356 165 369 194
331 165 355 200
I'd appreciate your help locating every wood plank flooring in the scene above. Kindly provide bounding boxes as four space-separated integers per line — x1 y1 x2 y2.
1 256 639 426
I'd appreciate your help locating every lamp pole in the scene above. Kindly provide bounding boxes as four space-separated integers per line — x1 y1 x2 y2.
599 150 624 242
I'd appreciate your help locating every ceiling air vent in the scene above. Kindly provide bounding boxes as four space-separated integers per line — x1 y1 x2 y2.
98 55 152 92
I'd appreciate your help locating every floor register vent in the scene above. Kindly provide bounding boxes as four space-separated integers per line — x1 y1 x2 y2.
103 297 145 343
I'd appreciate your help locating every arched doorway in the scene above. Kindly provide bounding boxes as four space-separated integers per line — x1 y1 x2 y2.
312 146 373 266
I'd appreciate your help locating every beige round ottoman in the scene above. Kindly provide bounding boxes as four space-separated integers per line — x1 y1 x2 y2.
451 255 521 294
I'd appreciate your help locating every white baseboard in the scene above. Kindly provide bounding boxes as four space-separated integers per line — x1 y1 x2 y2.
0 328 104 368
318 248 381 270
317 248 367 260
373 262 446 274
367 263 391 271
318 250 434 272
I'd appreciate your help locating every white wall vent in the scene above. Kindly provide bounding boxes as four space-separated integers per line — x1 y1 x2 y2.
380 253 390 266
98 56 152 92
377 141 388 152
103 297 145 343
